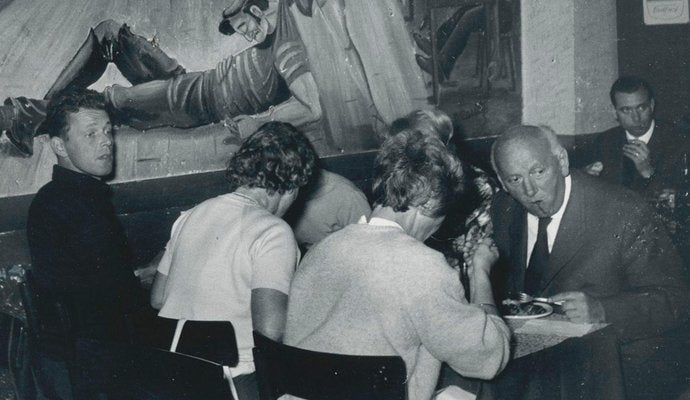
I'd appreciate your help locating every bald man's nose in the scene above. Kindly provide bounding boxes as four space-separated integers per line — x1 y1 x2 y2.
522 178 536 197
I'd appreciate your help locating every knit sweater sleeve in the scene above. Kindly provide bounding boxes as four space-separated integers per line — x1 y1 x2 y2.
407 253 511 379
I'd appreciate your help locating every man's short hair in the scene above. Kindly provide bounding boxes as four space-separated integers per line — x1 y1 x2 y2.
226 121 316 194
609 76 655 106
372 128 464 218
44 89 110 139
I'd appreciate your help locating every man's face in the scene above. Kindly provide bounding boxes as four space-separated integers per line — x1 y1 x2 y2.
613 89 655 137
496 138 568 218
220 4 273 44
58 108 114 179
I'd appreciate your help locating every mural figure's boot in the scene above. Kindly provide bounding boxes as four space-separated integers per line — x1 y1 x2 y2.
111 23 186 85
0 97 48 156
415 54 450 81
45 20 186 99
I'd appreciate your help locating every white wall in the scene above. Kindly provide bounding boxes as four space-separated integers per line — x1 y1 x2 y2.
521 0 618 135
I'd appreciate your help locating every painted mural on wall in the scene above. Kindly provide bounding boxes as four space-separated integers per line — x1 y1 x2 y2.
0 0 433 196
0 0 520 197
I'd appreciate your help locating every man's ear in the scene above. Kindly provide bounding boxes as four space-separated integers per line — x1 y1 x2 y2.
610 102 620 122
493 170 508 192
50 136 68 158
557 147 570 177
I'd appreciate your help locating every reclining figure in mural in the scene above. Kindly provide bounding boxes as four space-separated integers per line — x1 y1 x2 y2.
0 0 322 156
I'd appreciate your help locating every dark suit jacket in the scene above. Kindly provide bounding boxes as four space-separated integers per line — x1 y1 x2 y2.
592 121 689 198
491 171 687 343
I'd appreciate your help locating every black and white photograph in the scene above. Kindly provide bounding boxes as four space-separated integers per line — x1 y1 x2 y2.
0 0 688 399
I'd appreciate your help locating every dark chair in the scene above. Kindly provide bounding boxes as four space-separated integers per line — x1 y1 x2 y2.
252 331 407 400
131 316 239 367
74 338 234 400
18 270 74 361
174 320 239 367
18 270 79 398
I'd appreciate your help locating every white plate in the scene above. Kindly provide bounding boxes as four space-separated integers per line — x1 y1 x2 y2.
502 301 553 320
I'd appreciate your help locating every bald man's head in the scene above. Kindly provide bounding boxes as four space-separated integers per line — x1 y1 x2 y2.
491 125 569 217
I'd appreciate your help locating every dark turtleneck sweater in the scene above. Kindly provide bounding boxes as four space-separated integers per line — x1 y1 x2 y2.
27 165 144 341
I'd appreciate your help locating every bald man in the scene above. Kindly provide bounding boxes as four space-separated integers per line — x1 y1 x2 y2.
489 125 687 400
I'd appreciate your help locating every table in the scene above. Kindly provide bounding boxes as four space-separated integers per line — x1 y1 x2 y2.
437 314 626 400
506 313 607 359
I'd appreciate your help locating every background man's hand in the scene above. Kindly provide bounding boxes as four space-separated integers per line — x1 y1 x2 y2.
584 161 603 176
550 291 606 323
622 140 654 178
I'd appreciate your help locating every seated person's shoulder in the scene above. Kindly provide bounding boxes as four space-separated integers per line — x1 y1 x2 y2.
391 234 456 275
315 170 367 198
578 172 655 220
28 181 82 221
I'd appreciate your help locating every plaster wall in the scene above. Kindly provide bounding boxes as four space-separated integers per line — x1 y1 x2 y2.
522 0 618 135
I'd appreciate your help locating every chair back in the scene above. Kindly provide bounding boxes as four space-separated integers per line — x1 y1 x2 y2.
131 315 239 367
18 270 74 360
73 338 233 400
252 331 407 400
175 320 239 367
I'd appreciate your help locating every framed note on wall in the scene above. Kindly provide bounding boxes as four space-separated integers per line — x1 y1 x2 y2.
643 0 689 25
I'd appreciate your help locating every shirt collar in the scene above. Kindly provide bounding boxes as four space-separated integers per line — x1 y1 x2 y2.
52 165 111 196
358 215 404 230
625 119 655 144
550 174 571 223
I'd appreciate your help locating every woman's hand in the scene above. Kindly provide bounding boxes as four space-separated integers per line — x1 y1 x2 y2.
466 237 499 277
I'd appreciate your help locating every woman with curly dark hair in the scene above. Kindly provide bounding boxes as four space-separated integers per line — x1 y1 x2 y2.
150 122 316 400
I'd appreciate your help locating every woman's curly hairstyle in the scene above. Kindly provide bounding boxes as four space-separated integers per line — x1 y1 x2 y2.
372 128 464 218
226 122 317 194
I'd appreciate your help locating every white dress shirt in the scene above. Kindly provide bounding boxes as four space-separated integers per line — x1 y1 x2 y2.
526 175 572 266
625 119 655 144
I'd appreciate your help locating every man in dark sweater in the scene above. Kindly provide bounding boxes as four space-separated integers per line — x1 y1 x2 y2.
26 89 147 399
27 88 146 340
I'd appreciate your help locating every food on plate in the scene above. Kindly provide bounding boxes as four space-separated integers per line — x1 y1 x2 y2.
500 299 547 317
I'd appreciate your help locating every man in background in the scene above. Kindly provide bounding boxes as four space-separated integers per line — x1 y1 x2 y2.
583 76 688 199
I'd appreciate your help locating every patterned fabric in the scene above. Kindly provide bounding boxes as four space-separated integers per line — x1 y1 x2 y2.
448 165 499 270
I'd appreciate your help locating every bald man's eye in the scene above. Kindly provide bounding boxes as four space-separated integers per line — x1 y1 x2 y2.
507 176 521 185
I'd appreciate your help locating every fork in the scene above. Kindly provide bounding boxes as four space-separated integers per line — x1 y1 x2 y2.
518 292 564 306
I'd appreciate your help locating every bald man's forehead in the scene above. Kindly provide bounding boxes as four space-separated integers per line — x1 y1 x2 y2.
497 135 549 158
495 137 552 171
